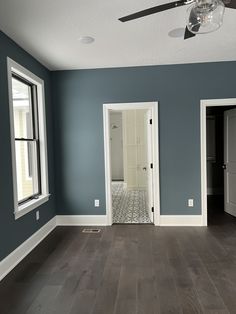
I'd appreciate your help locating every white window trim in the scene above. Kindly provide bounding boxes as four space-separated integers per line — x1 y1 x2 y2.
7 57 50 220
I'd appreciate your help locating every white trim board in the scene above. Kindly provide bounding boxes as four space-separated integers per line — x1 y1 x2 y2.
200 98 236 226
56 215 108 226
7 58 50 220
103 102 160 226
56 215 203 226
160 215 203 226
0 217 56 282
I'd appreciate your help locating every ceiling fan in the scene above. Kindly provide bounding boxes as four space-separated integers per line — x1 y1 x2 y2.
119 0 236 39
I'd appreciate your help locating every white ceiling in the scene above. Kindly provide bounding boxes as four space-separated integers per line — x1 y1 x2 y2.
0 0 236 70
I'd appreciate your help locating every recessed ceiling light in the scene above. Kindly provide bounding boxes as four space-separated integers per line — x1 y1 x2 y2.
79 36 95 44
168 28 185 38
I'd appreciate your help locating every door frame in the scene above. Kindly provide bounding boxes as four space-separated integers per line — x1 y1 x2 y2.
103 102 160 226
200 98 236 226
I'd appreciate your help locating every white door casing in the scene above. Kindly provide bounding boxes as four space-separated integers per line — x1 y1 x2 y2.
122 109 148 190
103 102 160 226
200 98 236 226
224 108 236 217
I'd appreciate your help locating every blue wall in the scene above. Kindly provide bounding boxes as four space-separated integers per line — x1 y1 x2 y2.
52 63 236 216
0 31 56 261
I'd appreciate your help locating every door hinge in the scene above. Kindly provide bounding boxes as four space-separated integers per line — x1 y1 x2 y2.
150 163 153 169
151 207 154 212
149 119 152 125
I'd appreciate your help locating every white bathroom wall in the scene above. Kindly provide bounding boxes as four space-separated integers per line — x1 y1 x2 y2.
110 112 124 181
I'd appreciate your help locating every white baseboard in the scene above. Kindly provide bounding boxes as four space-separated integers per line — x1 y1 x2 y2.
159 215 203 226
0 213 204 282
0 217 56 282
56 215 108 226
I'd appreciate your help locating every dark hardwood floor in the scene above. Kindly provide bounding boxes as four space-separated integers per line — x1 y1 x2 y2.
1 210 236 313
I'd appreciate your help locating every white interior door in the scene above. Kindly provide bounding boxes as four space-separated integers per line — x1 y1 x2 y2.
224 108 236 217
145 110 154 223
123 110 137 188
136 110 148 189
110 112 124 181
122 109 154 222
123 109 149 190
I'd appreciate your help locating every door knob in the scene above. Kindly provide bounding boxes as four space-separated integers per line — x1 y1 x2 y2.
143 167 147 171
222 164 226 169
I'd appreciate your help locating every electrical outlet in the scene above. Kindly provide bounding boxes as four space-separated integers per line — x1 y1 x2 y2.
94 199 100 207
36 211 40 220
188 199 194 207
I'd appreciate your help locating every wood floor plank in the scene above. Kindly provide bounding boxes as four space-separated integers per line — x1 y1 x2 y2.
152 228 182 314
50 230 103 314
113 226 138 314
166 230 203 314
90 227 124 314
192 228 236 313
69 227 113 314
26 285 62 314
177 228 229 313
136 226 160 314
137 265 160 314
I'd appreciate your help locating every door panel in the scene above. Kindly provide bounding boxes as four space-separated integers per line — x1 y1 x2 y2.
127 146 137 166
122 109 154 222
224 109 236 217
123 109 147 189
137 164 147 189
228 117 236 161
228 174 236 203
127 168 137 187
110 112 124 180
126 111 136 145
136 110 145 145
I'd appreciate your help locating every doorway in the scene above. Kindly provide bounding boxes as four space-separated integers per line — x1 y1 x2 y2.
103 102 160 226
201 99 236 226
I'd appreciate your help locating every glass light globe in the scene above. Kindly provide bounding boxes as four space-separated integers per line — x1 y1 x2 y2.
187 0 225 34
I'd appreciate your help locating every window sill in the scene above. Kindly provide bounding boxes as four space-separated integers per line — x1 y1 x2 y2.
14 194 50 220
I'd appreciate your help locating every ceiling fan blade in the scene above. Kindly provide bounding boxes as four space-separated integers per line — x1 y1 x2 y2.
224 0 236 8
184 27 196 39
119 0 186 22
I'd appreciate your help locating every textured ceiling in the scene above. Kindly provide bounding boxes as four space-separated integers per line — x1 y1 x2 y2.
0 0 236 70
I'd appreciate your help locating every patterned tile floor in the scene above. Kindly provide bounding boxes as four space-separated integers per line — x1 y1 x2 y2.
112 182 151 224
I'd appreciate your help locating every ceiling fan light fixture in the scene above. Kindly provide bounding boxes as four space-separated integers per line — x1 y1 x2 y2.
187 0 225 34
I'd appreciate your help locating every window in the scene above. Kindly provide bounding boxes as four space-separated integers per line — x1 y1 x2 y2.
12 75 41 202
7 58 49 219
